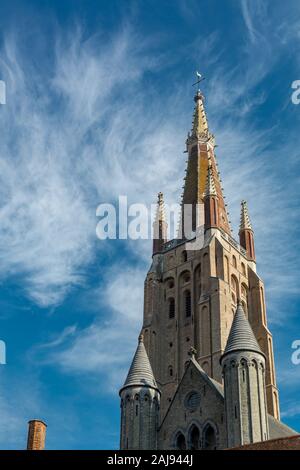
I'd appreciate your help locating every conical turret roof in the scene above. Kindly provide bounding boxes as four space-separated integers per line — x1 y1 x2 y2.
223 302 263 357
120 334 158 392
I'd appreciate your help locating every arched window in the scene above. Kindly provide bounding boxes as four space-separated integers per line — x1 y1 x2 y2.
189 425 200 450
203 425 216 450
168 298 175 319
181 250 187 263
241 284 248 298
194 264 201 300
224 256 229 282
241 262 246 276
175 432 186 450
231 274 239 303
184 290 191 317
195 264 201 279
201 306 211 356
232 255 237 268
168 366 173 377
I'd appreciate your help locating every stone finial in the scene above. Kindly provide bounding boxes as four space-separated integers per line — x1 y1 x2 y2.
188 346 197 359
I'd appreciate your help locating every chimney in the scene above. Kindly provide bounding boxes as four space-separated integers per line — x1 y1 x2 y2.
27 419 47 450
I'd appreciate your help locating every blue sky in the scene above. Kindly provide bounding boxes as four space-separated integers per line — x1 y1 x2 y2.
0 0 299 449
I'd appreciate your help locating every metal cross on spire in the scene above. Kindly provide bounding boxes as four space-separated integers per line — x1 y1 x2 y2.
192 71 205 91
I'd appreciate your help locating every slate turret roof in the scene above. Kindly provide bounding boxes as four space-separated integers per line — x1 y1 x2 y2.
223 302 263 357
120 334 159 393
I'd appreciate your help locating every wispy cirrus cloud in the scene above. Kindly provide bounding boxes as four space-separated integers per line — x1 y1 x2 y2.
26 7 300 389
0 25 182 307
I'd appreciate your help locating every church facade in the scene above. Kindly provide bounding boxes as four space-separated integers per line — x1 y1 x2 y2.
119 85 297 450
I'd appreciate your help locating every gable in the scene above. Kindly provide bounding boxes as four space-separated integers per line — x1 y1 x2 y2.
158 359 227 450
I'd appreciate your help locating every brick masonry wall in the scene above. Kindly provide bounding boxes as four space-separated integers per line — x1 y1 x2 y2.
230 435 300 450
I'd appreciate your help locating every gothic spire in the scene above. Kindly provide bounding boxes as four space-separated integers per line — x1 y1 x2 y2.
120 334 159 392
180 85 231 237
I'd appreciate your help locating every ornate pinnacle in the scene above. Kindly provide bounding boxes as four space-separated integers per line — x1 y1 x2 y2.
204 165 217 197
154 192 166 224
239 200 253 232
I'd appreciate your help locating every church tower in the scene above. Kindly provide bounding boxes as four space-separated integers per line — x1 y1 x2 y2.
141 83 279 420
221 302 269 447
120 77 282 449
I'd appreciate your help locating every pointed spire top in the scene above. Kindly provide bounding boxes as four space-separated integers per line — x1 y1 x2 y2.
204 165 217 197
191 91 209 138
120 335 159 392
189 71 209 138
223 302 263 358
154 191 166 223
239 200 253 232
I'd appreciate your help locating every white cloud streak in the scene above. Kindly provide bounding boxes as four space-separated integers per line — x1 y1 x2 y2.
0 26 182 306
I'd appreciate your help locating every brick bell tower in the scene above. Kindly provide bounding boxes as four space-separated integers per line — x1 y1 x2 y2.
121 78 280 440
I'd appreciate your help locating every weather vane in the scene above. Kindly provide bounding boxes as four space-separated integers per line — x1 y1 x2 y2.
193 71 205 90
